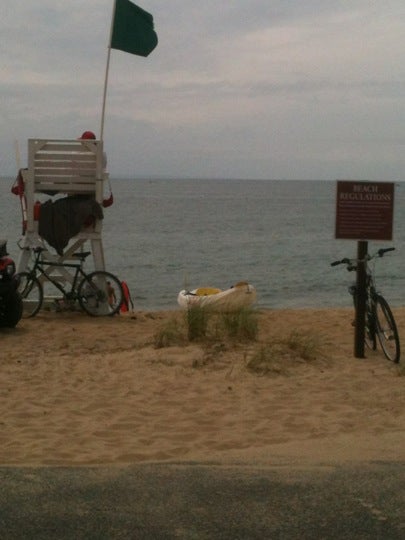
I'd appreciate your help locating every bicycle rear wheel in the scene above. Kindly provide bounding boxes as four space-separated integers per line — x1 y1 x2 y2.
77 271 123 316
375 295 400 363
17 272 43 318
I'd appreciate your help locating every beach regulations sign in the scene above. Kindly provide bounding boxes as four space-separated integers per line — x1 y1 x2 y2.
335 180 395 240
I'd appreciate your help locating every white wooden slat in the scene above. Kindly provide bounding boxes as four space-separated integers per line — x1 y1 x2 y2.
34 173 97 182
34 142 97 153
35 154 96 163
34 168 97 177
34 175 96 182
34 182 96 193
35 177 96 185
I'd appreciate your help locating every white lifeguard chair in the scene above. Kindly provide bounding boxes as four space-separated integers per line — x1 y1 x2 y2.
17 138 107 282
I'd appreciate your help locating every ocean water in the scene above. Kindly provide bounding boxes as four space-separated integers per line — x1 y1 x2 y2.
1 177 404 310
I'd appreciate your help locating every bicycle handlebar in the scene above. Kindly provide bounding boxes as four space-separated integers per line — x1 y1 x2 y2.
377 247 395 257
330 258 350 267
331 247 395 268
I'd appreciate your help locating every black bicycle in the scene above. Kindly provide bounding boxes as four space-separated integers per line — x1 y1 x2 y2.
17 247 123 317
331 247 400 363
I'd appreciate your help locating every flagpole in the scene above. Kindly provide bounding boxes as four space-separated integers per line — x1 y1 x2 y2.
100 0 118 142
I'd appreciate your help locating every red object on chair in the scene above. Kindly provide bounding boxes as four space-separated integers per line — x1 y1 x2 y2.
102 193 114 208
33 201 41 221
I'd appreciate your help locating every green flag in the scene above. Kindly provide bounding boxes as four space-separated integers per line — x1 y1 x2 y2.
110 0 158 57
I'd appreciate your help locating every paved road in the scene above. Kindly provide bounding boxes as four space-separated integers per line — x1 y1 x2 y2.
0 461 404 539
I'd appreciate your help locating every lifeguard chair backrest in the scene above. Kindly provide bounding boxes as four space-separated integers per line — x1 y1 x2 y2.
27 138 104 201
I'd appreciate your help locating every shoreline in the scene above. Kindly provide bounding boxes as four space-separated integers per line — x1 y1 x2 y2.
0 307 404 466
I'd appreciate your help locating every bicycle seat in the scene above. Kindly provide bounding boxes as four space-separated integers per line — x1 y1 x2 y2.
72 251 91 261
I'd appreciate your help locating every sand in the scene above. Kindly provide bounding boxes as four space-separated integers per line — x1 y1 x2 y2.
0 307 404 466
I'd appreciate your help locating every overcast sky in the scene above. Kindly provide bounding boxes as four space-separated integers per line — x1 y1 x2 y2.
2 0 405 180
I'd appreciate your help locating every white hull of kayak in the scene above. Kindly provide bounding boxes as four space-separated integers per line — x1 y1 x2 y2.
177 282 257 311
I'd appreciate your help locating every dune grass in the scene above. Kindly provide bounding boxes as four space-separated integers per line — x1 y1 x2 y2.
186 306 211 341
154 310 324 377
220 308 258 342
246 330 323 376
154 307 258 347
154 318 185 348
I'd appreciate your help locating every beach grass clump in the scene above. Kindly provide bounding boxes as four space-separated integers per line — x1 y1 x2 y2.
246 330 323 376
154 306 258 348
154 318 185 348
246 343 289 376
186 306 258 343
285 330 321 361
220 308 258 342
185 306 211 341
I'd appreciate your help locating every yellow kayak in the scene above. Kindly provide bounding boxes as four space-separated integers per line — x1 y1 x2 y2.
177 281 257 311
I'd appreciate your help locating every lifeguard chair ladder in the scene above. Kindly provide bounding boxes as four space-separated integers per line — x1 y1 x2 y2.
17 138 107 285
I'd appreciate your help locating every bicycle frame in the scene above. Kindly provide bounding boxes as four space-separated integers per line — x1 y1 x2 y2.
27 250 86 300
350 265 377 304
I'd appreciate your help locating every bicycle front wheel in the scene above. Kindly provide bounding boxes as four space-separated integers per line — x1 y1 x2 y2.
17 272 43 318
77 271 123 316
375 295 400 363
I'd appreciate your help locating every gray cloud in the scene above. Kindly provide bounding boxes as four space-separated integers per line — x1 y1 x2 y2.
1 0 405 180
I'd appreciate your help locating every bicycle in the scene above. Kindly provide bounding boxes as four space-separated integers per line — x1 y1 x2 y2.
331 247 400 363
17 246 124 317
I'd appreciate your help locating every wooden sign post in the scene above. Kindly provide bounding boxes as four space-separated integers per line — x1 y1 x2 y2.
354 240 368 358
335 181 395 358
